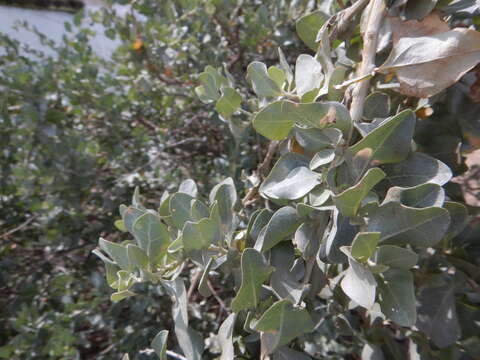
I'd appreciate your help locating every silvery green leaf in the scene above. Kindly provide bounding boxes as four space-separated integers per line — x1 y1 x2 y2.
367 202 450 247
341 249 377 309
218 314 236 360
231 248 273 312
382 183 445 208
295 54 323 97
247 61 282 97
382 152 452 187
151 330 168 360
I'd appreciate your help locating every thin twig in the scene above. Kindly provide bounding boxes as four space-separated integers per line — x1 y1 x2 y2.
349 0 386 123
331 0 370 39
207 280 228 314
186 269 202 301
0 214 38 240
242 141 279 206
166 350 188 360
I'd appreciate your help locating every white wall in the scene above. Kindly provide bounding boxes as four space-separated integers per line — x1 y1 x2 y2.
0 3 126 58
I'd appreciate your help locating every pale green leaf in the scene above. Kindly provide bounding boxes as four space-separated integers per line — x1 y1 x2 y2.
231 248 273 312
218 313 236 360
295 54 323 97
253 100 351 140
247 61 282 97
268 66 286 90
296 10 328 50
341 251 377 309
216 87 241 119
132 212 170 263
169 192 195 229
256 206 302 253
351 232 380 262
349 109 415 165
151 330 169 360
260 153 319 201
333 167 386 217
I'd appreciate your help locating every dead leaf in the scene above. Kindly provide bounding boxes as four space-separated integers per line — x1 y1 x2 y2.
388 12 450 43
133 39 144 51
319 106 337 126
288 139 305 154
469 64 480 102
378 28 480 97
415 107 434 118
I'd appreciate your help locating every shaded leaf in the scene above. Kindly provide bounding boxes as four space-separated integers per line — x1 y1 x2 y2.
274 347 312 360
324 210 358 263
404 0 438 20
444 201 469 241
364 92 390 120
270 243 305 304
294 127 343 154
417 280 460 347
333 168 386 217
378 269 417 327
382 152 452 187
373 245 418 270
253 300 314 353
367 202 450 247
231 249 273 312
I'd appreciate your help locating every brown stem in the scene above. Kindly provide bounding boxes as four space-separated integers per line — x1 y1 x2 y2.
332 0 370 39
207 280 228 314
349 0 386 123
0 214 38 240
242 141 279 206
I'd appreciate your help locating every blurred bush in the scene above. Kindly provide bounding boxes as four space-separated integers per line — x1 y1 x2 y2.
0 0 312 358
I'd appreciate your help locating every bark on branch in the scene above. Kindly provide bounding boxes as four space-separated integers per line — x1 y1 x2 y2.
349 0 386 123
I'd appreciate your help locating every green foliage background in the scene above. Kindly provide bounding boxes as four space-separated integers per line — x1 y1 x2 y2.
0 0 310 358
